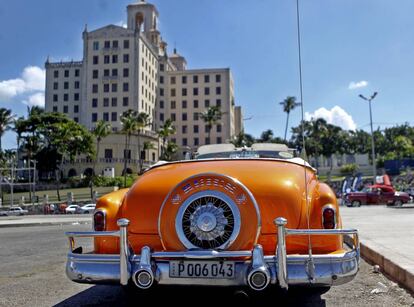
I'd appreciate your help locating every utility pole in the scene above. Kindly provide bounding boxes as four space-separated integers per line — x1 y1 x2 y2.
359 92 378 181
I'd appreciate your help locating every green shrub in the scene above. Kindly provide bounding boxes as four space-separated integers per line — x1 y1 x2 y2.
92 175 137 188
340 163 359 175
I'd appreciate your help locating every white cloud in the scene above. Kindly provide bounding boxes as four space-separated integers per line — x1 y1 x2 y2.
348 80 368 90
23 92 45 107
0 66 45 101
117 20 127 28
305 106 357 131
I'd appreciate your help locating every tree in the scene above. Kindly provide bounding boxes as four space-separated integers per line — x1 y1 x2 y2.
259 129 274 143
280 96 301 141
230 130 255 147
0 108 13 152
157 119 176 160
199 106 222 143
136 112 152 173
163 141 178 161
92 120 111 176
13 117 27 164
121 110 138 187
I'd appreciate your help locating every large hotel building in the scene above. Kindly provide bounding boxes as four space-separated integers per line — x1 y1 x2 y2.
45 0 243 177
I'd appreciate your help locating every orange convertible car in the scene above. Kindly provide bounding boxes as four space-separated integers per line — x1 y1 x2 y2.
65 143 359 292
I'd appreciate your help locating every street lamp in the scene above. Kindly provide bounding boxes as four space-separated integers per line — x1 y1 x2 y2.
358 92 378 181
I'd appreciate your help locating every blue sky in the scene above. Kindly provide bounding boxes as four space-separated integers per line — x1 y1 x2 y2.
1 0 414 149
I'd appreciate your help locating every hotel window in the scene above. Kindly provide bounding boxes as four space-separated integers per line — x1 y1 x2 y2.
160 76 164 84
205 126 210 133
112 69 118 76
53 82 58 90
171 113 176 121
104 55 110 64
171 88 176 97
204 87 210 95
63 94 68 101
63 105 68 113
123 68 129 77
193 75 198 83
53 106 58 112
112 55 118 63
182 125 187 134
104 84 110 93
160 113 164 121
123 97 129 106
160 88 164 96
104 41 110 48
217 137 222 144
112 97 117 107
193 100 199 108
112 83 118 92
204 100 210 107
92 113 98 122
74 81 80 89
194 137 199 146
193 113 199 121
204 75 210 83
216 74 221 82
103 112 109 121
74 117 79 123
182 113 187 121
182 88 187 96
217 124 222 132
93 41 99 50
111 112 117 122
74 105 79 113
74 93 79 101
171 101 176 109
182 100 187 109
216 87 221 95
92 98 98 108
216 99 221 107
104 149 113 159
104 69 110 77
123 40 129 49
53 94 58 102
123 54 129 63
160 100 164 108
160 63 164 71
64 70 69 78
64 82 69 90
193 125 199 133
171 76 176 84
124 149 131 159
54 70 59 78
182 138 188 146
103 98 109 107
75 69 80 77
112 40 118 48
193 88 198 96
182 76 187 84
92 84 98 93
93 56 99 65
123 82 129 92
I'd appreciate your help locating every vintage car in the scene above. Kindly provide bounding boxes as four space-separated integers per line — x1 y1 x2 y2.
65 143 359 293
344 184 411 207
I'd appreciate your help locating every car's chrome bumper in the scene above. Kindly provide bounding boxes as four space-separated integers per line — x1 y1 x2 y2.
65 218 359 290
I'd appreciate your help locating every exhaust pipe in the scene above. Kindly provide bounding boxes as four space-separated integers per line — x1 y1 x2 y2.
247 245 271 291
133 246 156 289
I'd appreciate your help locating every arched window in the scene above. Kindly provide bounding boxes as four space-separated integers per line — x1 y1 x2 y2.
135 12 144 32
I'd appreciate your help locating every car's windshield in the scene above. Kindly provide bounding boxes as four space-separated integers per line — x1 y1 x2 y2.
196 150 294 160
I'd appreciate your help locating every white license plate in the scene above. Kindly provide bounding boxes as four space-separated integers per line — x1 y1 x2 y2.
169 261 235 279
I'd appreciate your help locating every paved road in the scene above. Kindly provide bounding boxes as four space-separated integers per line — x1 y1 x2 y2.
1 224 413 306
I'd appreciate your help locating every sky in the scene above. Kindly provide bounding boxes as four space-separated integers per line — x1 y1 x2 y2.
1 0 414 149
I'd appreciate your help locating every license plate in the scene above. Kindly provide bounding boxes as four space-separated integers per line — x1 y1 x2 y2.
169 261 235 279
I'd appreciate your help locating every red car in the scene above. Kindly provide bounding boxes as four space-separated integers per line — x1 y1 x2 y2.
344 184 411 207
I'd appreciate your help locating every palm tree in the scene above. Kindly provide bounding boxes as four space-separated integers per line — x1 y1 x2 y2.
200 106 222 144
121 110 138 187
136 112 152 173
163 141 178 161
157 119 176 160
92 120 112 176
280 96 301 141
13 117 27 164
0 108 13 152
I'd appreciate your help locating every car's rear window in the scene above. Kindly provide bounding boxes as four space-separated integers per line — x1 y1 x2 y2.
196 150 294 160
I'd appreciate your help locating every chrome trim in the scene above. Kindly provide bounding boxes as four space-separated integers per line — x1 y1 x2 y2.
175 190 241 250
321 204 337 229
93 209 107 231
117 218 130 286
275 217 288 289
150 250 252 259
133 246 155 289
247 245 271 291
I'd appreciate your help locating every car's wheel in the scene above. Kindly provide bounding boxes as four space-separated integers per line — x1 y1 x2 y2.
394 200 403 207
351 200 361 207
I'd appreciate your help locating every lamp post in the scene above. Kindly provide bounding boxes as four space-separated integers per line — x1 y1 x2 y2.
359 92 378 181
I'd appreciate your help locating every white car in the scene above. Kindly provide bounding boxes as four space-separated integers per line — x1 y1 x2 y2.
76 204 96 214
65 205 80 214
0 207 29 216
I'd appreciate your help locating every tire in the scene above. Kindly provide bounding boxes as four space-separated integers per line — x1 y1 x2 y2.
394 200 403 207
351 200 361 207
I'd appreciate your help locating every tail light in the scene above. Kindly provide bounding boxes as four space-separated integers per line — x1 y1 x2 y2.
94 210 106 231
322 206 336 229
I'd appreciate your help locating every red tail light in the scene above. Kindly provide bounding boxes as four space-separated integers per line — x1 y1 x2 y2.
322 206 336 229
94 211 106 231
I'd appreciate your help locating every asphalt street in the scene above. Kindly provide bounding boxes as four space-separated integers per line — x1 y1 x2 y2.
0 224 413 307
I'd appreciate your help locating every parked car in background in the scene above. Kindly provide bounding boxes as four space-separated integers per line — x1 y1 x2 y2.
344 184 411 207
65 143 359 294
0 207 29 216
76 203 96 214
65 205 80 214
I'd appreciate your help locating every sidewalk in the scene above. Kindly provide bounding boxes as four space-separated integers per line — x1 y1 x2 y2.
341 205 414 293
0 214 91 228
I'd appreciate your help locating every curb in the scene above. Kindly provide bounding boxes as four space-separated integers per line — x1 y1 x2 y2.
345 235 414 294
0 220 91 228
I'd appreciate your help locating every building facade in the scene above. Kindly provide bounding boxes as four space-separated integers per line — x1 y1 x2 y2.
45 0 243 177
